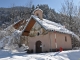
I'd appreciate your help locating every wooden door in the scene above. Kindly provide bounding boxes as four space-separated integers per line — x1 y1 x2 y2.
36 41 42 53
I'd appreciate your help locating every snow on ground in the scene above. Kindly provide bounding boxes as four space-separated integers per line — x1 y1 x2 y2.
0 49 80 60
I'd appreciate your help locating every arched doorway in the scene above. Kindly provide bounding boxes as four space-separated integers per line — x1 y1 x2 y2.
35 41 42 53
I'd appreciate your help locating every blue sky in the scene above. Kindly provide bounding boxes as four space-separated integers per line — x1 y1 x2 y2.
0 0 80 12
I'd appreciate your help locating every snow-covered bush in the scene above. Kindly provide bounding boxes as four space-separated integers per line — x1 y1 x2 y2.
0 26 22 50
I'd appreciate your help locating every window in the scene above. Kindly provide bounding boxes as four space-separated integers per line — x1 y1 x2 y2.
37 32 40 36
65 36 67 42
36 13 39 16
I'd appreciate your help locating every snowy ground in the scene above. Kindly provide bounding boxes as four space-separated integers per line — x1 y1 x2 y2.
0 50 80 60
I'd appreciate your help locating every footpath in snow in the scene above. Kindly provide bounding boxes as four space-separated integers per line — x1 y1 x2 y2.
0 49 80 60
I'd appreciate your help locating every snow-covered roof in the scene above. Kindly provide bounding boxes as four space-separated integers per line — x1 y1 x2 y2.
30 15 79 40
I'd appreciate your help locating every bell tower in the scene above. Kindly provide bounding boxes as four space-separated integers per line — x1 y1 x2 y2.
33 7 43 20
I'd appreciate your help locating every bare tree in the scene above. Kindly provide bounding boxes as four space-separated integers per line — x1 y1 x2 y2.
26 0 33 8
60 0 80 48
78 6 80 18
11 4 15 24
60 0 78 31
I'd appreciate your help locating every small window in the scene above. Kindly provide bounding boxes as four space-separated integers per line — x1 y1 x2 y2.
36 13 39 18
36 13 39 16
65 36 67 42
37 32 40 36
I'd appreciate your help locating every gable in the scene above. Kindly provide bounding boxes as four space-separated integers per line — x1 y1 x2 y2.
13 20 24 29
29 22 47 37
13 20 27 30
34 10 43 20
22 17 47 36
22 18 36 36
